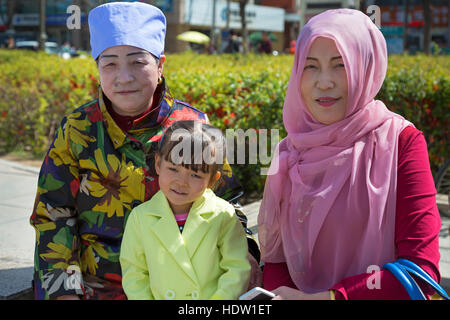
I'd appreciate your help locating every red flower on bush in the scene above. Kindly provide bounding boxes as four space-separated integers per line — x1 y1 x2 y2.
215 107 225 118
1 111 7 118
70 79 80 89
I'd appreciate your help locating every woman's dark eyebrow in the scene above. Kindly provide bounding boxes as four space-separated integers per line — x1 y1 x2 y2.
99 51 148 59
306 56 342 61
99 54 117 59
126 51 149 57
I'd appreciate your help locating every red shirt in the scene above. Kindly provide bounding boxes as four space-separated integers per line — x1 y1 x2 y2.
262 126 442 299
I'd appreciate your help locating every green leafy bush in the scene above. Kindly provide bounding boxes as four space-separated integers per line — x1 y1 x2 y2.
0 50 98 156
378 54 449 174
0 50 448 197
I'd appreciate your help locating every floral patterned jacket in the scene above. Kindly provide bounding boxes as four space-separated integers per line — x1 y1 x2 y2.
29 81 242 299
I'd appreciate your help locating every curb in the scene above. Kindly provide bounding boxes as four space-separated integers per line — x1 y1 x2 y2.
0 159 40 175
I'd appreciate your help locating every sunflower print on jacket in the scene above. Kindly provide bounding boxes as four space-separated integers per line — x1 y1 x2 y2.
30 80 242 300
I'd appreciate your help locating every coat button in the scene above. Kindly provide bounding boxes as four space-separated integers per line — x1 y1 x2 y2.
165 289 175 300
191 290 199 300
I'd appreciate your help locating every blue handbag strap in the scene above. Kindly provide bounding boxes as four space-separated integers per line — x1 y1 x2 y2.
396 259 449 300
383 262 426 300
383 259 449 300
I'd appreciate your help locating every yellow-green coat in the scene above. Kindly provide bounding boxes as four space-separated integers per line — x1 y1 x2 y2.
120 189 251 300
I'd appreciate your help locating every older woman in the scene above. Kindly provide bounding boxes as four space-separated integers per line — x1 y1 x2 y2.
258 9 441 300
30 2 256 300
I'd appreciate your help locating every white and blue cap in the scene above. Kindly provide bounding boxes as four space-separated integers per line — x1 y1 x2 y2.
88 2 166 60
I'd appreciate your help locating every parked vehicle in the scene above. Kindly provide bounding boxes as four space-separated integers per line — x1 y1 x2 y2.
14 40 83 59
15 41 59 54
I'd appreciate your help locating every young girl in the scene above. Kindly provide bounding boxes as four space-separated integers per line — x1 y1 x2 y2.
120 120 251 300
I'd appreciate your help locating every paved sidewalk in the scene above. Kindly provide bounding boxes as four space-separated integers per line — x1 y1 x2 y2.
0 159 39 299
0 158 449 299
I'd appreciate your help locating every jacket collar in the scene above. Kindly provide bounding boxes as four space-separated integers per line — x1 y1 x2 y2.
146 188 216 220
145 189 217 285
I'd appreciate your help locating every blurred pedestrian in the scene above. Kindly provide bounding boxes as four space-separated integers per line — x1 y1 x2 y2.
224 30 240 53
288 40 296 54
258 32 272 54
7 36 15 49
61 41 71 52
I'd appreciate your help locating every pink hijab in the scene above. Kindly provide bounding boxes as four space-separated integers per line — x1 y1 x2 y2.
257 9 412 293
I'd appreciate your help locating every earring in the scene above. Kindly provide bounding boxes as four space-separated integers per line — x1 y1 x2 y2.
158 76 163 85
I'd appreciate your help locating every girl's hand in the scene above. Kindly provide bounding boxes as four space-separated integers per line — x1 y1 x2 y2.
271 286 331 300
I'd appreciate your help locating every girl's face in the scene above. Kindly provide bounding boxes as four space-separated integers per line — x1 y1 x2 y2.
98 45 165 116
155 154 220 215
300 37 348 125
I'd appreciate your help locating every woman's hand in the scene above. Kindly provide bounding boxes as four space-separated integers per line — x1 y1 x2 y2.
55 294 81 300
271 286 331 300
246 253 263 290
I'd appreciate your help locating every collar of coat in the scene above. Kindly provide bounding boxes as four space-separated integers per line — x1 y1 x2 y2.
146 188 217 220
97 77 175 150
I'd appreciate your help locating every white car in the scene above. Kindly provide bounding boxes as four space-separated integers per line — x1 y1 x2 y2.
15 40 60 54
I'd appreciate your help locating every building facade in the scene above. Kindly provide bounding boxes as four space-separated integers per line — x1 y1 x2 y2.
370 0 449 54
1 0 368 53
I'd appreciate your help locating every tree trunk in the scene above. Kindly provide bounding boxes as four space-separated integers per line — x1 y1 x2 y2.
39 0 47 51
403 0 409 53
422 0 431 55
226 0 231 30
359 0 367 13
239 0 248 54
6 0 17 30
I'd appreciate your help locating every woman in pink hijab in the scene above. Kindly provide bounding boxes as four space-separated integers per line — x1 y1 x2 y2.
257 9 442 299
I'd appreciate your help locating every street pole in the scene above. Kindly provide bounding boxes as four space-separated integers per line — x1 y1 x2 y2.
423 0 431 55
226 0 231 30
403 0 409 53
211 0 217 52
300 0 307 29
39 0 47 51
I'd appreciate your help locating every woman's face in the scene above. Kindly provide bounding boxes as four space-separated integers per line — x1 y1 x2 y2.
98 45 165 116
300 37 348 125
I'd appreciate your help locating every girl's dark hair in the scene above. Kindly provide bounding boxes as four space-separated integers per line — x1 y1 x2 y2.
156 120 226 183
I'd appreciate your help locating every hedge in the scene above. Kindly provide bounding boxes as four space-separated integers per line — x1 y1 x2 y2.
0 50 448 196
